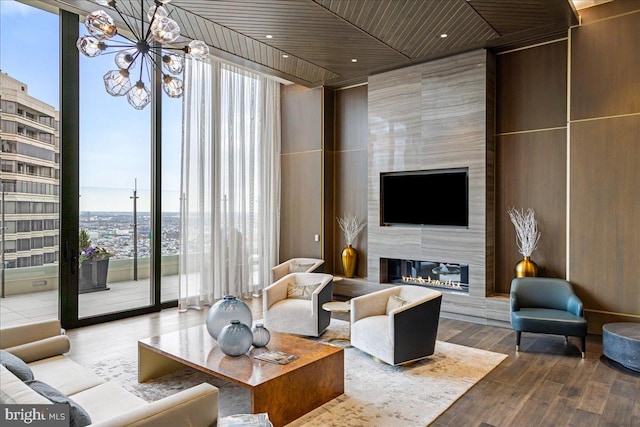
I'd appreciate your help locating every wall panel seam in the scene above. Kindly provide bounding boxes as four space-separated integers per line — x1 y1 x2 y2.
281 150 323 156
496 126 566 136
495 38 567 56
585 308 640 319
570 111 640 123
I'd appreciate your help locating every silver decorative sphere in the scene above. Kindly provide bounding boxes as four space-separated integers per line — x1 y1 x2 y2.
206 295 253 340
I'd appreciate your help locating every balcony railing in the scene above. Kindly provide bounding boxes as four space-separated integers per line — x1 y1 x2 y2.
2 254 179 296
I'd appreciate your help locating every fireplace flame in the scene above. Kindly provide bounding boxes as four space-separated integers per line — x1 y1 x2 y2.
401 275 463 289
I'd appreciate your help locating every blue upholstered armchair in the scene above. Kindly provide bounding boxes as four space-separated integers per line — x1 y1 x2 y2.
510 277 588 358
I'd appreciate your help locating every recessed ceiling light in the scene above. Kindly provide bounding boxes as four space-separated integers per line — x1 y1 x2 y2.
282 54 289 58
440 33 448 38
351 58 358 63
266 35 273 39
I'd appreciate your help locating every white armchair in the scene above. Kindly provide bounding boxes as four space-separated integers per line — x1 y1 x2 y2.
263 273 333 337
271 258 325 282
351 285 442 365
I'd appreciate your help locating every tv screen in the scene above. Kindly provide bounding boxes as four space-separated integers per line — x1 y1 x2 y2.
380 168 468 227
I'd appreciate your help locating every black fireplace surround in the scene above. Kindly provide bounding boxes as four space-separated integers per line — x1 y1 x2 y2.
382 258 469 293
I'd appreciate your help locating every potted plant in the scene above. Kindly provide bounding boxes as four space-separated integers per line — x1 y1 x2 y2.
337 213 366 278
507 207 541 277
78 229 114 293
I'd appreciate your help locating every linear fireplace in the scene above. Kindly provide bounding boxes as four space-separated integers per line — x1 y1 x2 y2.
381 258 469 294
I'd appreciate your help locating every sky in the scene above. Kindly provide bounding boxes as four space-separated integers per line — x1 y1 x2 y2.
0 0 183 212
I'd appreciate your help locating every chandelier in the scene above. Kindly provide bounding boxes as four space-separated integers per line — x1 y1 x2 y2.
76 0 209 109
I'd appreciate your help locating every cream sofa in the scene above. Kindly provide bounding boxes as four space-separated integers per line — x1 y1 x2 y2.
0 319 218 427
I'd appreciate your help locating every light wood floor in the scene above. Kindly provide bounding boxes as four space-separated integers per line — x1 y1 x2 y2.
62 297 640 427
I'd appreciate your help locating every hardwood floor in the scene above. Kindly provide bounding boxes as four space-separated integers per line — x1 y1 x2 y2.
63 297 640 426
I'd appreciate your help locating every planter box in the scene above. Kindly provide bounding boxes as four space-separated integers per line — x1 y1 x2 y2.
79 258 110 294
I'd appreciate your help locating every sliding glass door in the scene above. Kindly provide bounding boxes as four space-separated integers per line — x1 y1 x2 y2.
76 37 154 318
58 9 173 328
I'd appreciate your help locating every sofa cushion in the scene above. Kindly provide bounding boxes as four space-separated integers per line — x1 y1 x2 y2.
0 349 34 381
26 380 91 427
29 355 104 396
264 298 318 336
70 381 147 424
289 262 315 273
0 365 49 404
4 335 71 364
352 315 394 364
511 308 588 337
287 283 320 300
386 295 408 315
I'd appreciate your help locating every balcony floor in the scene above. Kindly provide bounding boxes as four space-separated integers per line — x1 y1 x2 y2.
0 275 179 327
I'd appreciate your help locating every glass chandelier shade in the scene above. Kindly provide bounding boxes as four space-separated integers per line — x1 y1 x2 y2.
127 81 152 110
103 69 132 96
77 0 209 109
76 36 105 57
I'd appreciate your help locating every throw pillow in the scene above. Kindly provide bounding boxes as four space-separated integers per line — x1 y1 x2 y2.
287 283 321 300
288 262 315 273
0 349 34 382
26 380 92 427
386 295 409 315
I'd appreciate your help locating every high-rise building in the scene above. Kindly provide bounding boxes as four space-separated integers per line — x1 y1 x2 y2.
1 72 60 269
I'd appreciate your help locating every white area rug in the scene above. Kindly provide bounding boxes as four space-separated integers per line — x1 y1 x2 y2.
85 319 507 426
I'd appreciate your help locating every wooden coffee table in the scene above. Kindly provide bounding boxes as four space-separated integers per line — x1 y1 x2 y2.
138 325 344 427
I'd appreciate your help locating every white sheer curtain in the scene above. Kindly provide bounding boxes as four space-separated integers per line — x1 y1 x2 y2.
178 58 281 311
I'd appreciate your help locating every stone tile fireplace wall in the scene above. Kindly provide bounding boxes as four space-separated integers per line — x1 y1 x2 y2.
367 50 497 317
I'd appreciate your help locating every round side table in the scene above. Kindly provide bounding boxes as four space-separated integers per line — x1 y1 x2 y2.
322 301 351 347
602 322 640 373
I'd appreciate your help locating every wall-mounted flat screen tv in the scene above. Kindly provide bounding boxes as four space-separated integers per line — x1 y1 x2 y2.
380 168 469 227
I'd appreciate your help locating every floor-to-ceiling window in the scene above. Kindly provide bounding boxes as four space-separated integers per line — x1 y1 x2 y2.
0 1 61 327
1 1 182 328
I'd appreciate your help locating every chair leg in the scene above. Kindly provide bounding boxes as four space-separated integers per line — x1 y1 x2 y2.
564 336 569 345
580 336 586 359
516 331 521 352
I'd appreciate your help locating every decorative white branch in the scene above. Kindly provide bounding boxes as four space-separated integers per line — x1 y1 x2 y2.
337 213 366 246
507 207 541 257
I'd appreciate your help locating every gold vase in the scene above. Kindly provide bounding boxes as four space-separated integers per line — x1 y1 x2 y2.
515 256 538 278
341 244 358 278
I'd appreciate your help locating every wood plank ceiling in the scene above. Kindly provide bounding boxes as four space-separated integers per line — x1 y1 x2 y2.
53 0 579 88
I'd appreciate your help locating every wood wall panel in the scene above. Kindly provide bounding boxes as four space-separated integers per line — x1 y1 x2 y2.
280 152 322 261
333 86 369 277
485 52 496 295
570 11 640 120
323 88 335 152
578 1 640 25
280 85 324 262
334 149 368 277
322 89 335 271
569 116 640 317
323 150 335 273
496 40 567 133
336 85 369 152
281 85 322 154
495 130 567 294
